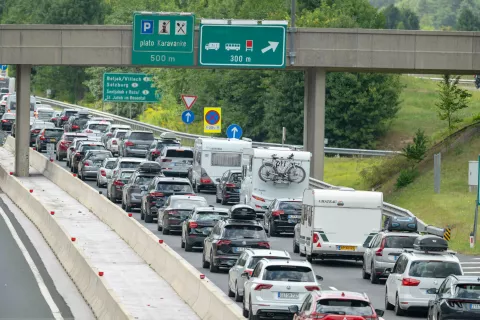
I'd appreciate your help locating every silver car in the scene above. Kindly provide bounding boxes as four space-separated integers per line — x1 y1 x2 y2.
78 150 113 181
96 157 117 188
66 137 90 168
157 146 193 178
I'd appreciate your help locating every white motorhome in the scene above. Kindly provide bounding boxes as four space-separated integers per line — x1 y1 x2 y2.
191 137 252 192
240 147 311 216
299 188 383 262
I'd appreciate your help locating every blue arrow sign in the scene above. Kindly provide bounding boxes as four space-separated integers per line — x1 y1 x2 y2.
227 124 243 139
182 110 194 124
0 65 7 71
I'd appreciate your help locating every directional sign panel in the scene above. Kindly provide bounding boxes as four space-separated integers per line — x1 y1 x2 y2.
103 73 160 103
182 110 194 124
204 107 221 133
0 65 7 71
132 12 195 66
199 24 287 68
227 124 243 139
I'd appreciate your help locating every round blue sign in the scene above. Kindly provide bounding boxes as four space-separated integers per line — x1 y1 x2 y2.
227 124 243 139
205 110 220 125
182 110 194 124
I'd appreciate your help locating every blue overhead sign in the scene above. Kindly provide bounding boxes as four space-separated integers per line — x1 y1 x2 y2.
227 124 243 139
182 110 194 124
0 65 7 71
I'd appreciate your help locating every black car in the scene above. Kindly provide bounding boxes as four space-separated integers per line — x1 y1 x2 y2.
70 141 105 173
157 195 208 234
35 127 64 152
264 198 302 236
147 138 181 161
215 169 242 205
140 177 195 223
118 130 155 158
122 161 163 211
202 205 270 273
64 112 90 132
428 275 480 320
181 207 229 251
30 122 55 146
107 168 135 202
1 112 15 131
56 109 78 127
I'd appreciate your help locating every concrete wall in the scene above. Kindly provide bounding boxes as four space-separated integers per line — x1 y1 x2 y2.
1 24 480 73
4 136 243 320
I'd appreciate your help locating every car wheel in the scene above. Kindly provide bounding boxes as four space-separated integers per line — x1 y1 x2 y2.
293 239 300 253
270 221 277 237
140 207 145 220
125 204 131 212
96 179 99 187
221 195 227 205
362 262 370 279
209 252 218 273
299 246 306 257
242 295 249 318
306 254 312 263
227 276 235 297
234 282 243 302
185 241 193 252
121 202 125 210
215 192 221 204
181 235 185 248
162 226 170 235
395 294 405 316
202 249 210 268
385 288 394 310
248 299 257 320
370 262 379 284
144 211 153 223
80 171 85 181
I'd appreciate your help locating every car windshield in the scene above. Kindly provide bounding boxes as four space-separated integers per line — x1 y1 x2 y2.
90 153 112 162
170 199 208 209
156 182 192 193
88 124 109 132
44 129 64 138
82 145 104 152
120 161 141 169
166 149 193 158
223 225 266 240
409 261 462 278
130 132 154 140
279 201 302 211
263 265 314 282
229 173 242 183
385 236 417 249
134 175 155 185
247 256 289 269
196 211 228 221
120 172 134 180
105 160 116 169
315 299 374 316
456 284 480 299
65 111 77 117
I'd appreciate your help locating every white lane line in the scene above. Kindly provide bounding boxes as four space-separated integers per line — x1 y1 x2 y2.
0 208 63 320
460 262 480 265
464 272 480 274
329 287 338 290
462 267 480 269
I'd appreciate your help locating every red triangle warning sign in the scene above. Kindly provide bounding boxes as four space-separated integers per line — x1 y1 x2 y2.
181 94 197 110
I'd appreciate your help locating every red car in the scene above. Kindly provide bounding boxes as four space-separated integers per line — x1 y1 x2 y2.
290 290 385 320
56 133 88 161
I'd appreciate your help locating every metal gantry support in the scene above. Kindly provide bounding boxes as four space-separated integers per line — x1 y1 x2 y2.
14 64 31 177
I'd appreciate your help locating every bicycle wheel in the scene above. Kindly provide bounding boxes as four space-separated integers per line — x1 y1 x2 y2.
258 163 276 182
286 165 306 183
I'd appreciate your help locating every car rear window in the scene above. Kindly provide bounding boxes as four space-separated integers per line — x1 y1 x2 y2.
3 114 15 119
196 211 228 221
456 284 480 299
229 173 242 183
120 172 133 179
409 261 462 278
211 153 242 167
82 145 104 152
166 149 193 158
66 111 77 116
120 161 141 169
248 256 289 269
316 299 373 316
116 131 127 138
170 199 208 209
105 160 116 169
385 236 417 249
279 202 302 211
223 225 266 240
156 182 193 193
134 175 155 185
88 124 109 132
90 153 111 161
130 132 154 140
263 265 314 282
44 129 64 138
75 119 89 127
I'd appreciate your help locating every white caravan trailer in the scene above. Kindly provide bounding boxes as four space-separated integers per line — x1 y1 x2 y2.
191 137 252 192
299 188 383 262
240 147 311 218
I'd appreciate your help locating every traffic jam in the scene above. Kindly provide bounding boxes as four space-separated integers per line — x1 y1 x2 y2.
2 101 480 320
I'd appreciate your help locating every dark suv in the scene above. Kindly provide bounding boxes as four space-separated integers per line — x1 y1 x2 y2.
64 112 90 132
122 161 163 212
147 139 181 161
215 169 242 205
181 207 229 251
202 205 270 272
119 130 155 158
56 109 78 127
70 141 105 173
140 177 194 223
264 198 302 236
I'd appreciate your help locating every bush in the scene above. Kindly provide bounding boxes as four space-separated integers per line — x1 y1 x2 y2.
360 155 410 189
402 129 428 163
395 169 418 189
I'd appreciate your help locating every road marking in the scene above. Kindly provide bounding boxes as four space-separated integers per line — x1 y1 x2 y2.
464 271 480 274
0 208 63 320
460 262 480 265
462 267 480 269
329 287 338 290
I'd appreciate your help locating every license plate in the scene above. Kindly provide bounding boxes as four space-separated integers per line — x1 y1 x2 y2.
232 247 245 253
288 215 300 219
50 139 56 142
288 219 298 224
278 292 299 299
471 304 480 309
337 246 356 251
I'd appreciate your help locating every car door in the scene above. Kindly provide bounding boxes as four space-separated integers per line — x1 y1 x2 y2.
204 223 218 260
296 293 313 320
264 199 276 230
123 173 136 203
218 171 229 199
388 256 407 302
244 261 264 307
431 277 450 315
365 234 380 273
230 252 247 290
158 197 170 226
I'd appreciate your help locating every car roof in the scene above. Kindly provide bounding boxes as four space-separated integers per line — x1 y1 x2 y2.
275 198 303 202
312 290 370 302
169 195 206 201
224 219 262 226
80 141 103 146
118 168 136 172
155 177 190 183
86 120 109 124
129 130 152 133
195 207 229 213
118 157 144 162
259 259 312 268
402 251 460 262
164 146 192 151
380 231 419 237
450 275 480 283
244 249 290 258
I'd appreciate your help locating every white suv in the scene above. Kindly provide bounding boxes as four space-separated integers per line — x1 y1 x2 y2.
228 249 290 302
385 236 463 316
242 259 323 319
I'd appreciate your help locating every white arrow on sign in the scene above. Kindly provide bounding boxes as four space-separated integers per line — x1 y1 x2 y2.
231 127 238 138
186 112 192 121
261 41 279 54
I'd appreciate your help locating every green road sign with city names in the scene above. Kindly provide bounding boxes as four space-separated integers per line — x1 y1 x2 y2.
103 73 160 103
132 12 195 66
198 24 287 68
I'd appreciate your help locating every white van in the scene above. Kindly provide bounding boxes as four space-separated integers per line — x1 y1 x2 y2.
299 188 383 262
191 138 252 192
239 147 310 217
35 107 55 121
6 94 36 115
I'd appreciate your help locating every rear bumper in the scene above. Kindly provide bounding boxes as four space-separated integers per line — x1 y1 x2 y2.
163 223 182 231
82 170 99 178
397 292 434 310
271 220 297 232
373 260 395 278
185 235 206 247
199 183 216 190
125 148 148 157
252 305 297 319
312 249 364 260
213 254 240 268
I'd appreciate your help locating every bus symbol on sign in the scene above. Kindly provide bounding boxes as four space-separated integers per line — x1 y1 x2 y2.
246 40 253 52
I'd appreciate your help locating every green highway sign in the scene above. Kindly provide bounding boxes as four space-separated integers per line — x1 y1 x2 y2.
103 73 160 103
132 12 195 66
198 24 287 68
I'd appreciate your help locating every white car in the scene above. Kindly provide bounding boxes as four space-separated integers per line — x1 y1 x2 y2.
102 124 131 144
110 157 145 179
228 249 290 302
96 157 117 188
66 137 90 167
242 259 323 319
106 129 128 156
385 236 463 316
82 120 110 141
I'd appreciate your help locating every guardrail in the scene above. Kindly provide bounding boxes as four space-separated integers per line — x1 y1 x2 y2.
37 97 400 157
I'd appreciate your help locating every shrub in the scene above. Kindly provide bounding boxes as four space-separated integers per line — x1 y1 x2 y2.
360 155 410 189
395 169 418 189
402 129 428 164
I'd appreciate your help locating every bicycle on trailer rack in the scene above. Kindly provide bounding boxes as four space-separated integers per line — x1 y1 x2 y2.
258 153 306 183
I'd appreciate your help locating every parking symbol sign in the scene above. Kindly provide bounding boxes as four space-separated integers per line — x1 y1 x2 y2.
141 20 154 34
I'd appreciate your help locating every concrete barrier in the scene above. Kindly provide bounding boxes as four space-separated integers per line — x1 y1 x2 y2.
5 136 243 320
0 138 131 320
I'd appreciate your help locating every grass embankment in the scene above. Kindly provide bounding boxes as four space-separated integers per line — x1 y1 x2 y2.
324 157 382 190
385 136 480 254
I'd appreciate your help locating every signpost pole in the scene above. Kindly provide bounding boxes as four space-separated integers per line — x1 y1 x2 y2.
129 105 132 119
475 155 480 244
282 127 286 145
289 0 296 66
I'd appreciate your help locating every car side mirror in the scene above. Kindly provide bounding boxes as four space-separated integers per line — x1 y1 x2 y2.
384 268 392 274
315 275 323 281
288 305 299 314
375 309 384 317
426 288 438 294
241 272 250 279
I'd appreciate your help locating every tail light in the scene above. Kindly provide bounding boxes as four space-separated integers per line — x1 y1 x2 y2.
1 119 8 123
72 125 79 129
305 286 320 291
167 210 178 215
112 140 117 145
447 300 465 308
402 278 420 286
149 191 164 197
125 141 134 147
162 159 172 162
375 238 386 257
200 177 212 184
40 136 46 140
61 116 69 121
258 242 270 249
252 195 265 202
272 210 284 217
216 240 231 246
152 150 160 155
84 161 90 166
85 129 93 133
189 222 198 228
245 269 253 276
313 233 319 243
106 133 112 137
31 129 41 134
51 117 57 121
225 183 236 187
113 180 124 186
254 284 273 291
75 152 81 157
100 170 106 177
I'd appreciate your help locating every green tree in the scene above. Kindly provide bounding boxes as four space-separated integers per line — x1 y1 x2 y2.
382 4 419 30
402 129 428 163
436 75 472 131
456 7 479 31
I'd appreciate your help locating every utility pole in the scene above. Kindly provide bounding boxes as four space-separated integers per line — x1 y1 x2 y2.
289 0 296 66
